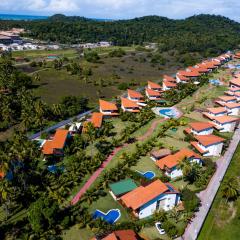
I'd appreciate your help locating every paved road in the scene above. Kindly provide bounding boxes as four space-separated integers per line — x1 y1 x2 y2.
182 125 240 240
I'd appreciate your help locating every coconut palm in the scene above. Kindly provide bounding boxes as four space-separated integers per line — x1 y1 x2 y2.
221 177 239 202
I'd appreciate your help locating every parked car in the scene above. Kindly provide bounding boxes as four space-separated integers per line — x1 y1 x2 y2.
155 222 165 235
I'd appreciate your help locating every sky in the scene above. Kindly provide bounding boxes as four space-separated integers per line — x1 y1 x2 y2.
0 0 240 22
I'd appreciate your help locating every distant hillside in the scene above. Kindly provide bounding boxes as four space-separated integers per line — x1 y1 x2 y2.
1 14 240 56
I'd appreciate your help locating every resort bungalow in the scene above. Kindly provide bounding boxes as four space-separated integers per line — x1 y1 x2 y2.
150 148 171 161
185 122 214 136
224 102 240 116
127 89 146 106
120 180 180 219
224 87 240 96
177 70 201 81
92 230 140 240
176 73 190 84
163 75 176 83
145 88 162 101
42 129 70 156
203 107 228 119
211 115 238 132
121 97 140 113
156 148 202 179
191 134 225 156
230 78 240 89
162 80 177 91
147 81 162 92
99 99 119 117
215 96 237 106
109 179 138 200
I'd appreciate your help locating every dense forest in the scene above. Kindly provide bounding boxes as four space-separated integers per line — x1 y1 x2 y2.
1 14 240 56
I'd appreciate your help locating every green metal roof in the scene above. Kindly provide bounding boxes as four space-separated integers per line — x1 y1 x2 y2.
109 179 138 196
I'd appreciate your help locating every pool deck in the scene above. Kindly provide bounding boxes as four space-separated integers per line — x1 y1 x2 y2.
152 107 183 119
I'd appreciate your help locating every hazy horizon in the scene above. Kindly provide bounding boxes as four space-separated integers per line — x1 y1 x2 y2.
0 0 240 22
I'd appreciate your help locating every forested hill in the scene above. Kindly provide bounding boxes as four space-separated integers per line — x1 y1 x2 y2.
2 14 240 55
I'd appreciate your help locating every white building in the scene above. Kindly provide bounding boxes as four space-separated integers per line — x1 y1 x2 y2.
121 180 180 219
203 107 228 119
185 122 214 135
156 148 202 179
121 97 140 113
224 102 240 116
211 116 238 132
191 134 225 156
127 89 146 106
145 88 162 101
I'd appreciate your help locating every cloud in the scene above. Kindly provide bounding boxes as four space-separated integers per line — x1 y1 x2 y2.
0 0 240 22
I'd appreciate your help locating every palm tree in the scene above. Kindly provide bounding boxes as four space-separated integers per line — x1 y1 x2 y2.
85 122 96 160
221 177 239 202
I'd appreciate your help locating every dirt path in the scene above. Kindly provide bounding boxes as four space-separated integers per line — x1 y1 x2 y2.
71 118 166 205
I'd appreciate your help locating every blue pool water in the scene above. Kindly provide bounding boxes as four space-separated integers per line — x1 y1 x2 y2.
47 165 64 173
142 171 155 180
47 56 58 59
159 108 177 118
92 209 121 224
209 79 220 85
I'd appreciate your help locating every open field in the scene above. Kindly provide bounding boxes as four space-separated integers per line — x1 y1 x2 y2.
17 49 183 105
198 145 240 240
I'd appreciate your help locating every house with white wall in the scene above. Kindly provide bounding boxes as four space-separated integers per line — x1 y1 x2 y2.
216 96 237 106
162 80 177 91
176 73 190 83
224 102 240 116
99 99 119 117
147 81 162 92
191 134 225 156
121 97 140 113
211 115 238 132
185 122 214 135
203 107 228 119
127 89 146 106
156 148 202 179
120 180 180 219
145 88 162 101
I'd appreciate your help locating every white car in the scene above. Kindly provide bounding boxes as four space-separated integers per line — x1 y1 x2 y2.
155 222 166 235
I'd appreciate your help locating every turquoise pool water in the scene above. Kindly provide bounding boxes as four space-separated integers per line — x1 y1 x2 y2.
159 108 178 118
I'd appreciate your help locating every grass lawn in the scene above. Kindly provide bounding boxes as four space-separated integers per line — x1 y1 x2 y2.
159 136 190 151
130 155 163 178
140 226 170 240
12 48 78 60
198 145 240 240
63 225 95 240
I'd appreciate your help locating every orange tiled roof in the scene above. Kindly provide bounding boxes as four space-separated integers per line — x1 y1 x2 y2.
121 180 169 210
230 78 240 87
234 92 240 97
0 171 5 179
91 112 103 128
121 97 139 108
163 75 176 82
224 102 240 109
42 140 54 155
190 141 208 154
52 129 69 149
176 73 190 81
102 230 138 240
178 70 201 77
99 99 118 111
148 81 161 89
217 96 236 102
229 87 240 92
145 87 161 96
189 122 214 131
163 80 177 88
127 89 144 99
206 107 227 114
156 148 201 170
194 134 225 146
212 115 238 124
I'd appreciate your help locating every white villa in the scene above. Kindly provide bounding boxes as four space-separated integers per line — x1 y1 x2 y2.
191 135 225 156
120 180 180 219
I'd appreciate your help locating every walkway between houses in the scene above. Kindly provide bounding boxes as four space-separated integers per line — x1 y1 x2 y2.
71 118 166 205
182 126 240 240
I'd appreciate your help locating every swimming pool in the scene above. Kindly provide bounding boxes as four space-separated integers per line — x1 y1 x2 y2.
209 79 220 85
47 55 58 59
159 108 178 118
92 209 121 224
142 171 155 180
47 165 64 173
